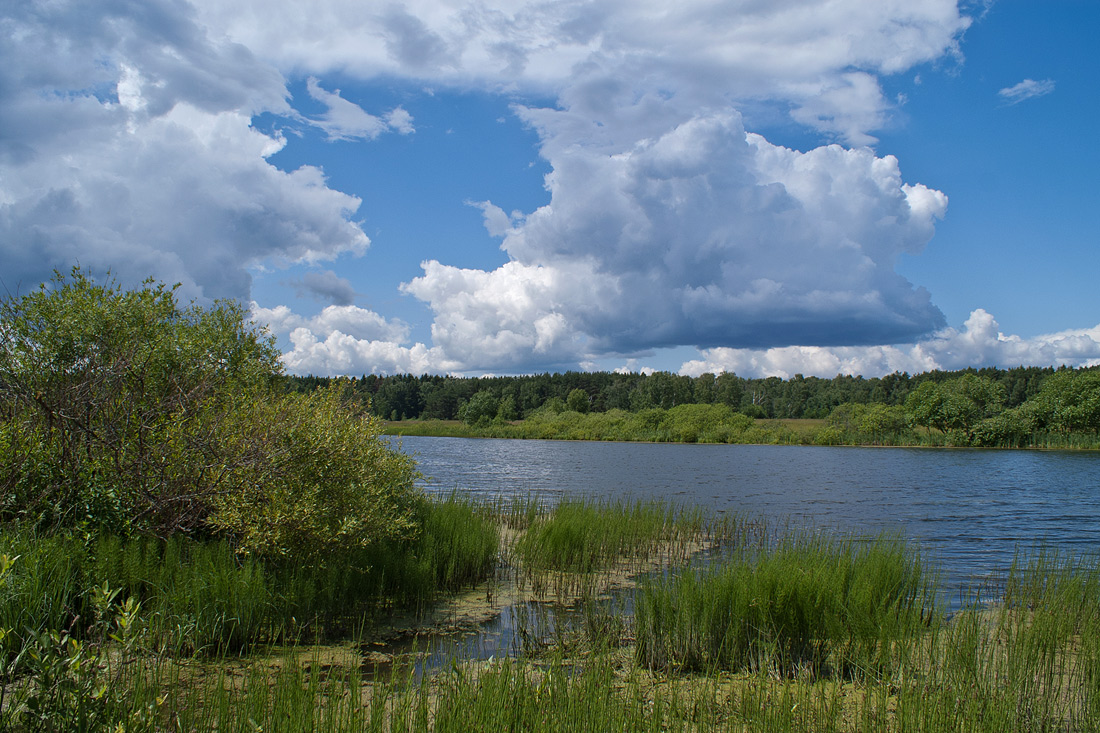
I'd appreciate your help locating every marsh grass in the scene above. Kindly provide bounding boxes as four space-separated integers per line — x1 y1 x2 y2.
0 493 500 661
0 532 85 659
510 499 712 601
8 499 1100 732
515 499 680 573
635 532 936 680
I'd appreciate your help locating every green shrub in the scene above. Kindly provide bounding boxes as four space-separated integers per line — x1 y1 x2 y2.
0 269 421 564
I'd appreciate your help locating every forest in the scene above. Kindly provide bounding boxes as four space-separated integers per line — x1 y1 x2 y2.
290 365 1058 421
288 364 1100 448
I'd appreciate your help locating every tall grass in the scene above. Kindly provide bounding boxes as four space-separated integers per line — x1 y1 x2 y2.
0 493 500 658
9 499 1100 732
0 531 86 662
893 547 1100 730
513 499 702 577
341 491 501 613
635 532 936 679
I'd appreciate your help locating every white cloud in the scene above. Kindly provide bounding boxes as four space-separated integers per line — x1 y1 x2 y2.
998 78 1056 105
282 328 450 376
192 0 969 145
386 106 416 135
304 77 388 140
0 1 369 302
470 200 515 237
401 260 593 370
680 310 1100 379
251 301 447 376
3 0 985 377
304 77 415 140
252 302 410 343
402 110 947 370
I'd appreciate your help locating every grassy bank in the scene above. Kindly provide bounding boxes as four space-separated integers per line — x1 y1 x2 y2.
383 411 1100 449
383 408 808 444
4 499 1100 731
0 493 501 660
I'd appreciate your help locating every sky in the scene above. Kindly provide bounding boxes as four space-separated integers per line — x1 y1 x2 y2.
2 0 1098 379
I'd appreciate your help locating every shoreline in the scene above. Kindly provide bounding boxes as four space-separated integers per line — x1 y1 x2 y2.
381 418 1100 451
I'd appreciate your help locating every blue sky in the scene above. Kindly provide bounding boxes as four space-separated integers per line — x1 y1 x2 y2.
3 0 1098 378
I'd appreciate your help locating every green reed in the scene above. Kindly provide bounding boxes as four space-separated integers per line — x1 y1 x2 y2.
513 498 702 577
635 531 936 679
0 493 500 659
9 502 1100 732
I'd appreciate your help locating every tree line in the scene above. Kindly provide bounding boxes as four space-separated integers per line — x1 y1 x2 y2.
287 364 1072 426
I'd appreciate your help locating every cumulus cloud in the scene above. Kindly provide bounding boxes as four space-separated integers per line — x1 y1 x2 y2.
402 109 947 370
401 260 594 370
385 107 416 135
250 302 454 376
680 310 1100 379
998 78 1056 105
187 0 971 372
282 329 452 376
0 1 370 302
252 302 410 341
4 0 983 377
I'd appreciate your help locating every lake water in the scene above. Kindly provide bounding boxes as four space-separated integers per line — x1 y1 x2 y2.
392 436 1100 587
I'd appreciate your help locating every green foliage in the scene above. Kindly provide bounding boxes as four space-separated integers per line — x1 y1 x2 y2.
204 383 421 562
495 394 518 422
459 389 499 426
663 403 753 443
0 270 421 563
904 374 1006 444
970 406 1036 448
565 388 590 414
0 269 279 534
826 402 910 444
1027 369 1100 433
0 554 151 732
314 364 1073 425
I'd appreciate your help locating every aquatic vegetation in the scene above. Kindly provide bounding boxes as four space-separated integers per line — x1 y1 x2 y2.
4 499 1100 732
634 532 936 679
513 498 699 575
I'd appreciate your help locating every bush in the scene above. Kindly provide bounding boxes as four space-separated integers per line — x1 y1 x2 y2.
0 269 420 562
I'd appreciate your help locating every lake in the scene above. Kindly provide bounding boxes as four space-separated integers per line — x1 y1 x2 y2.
392 436 1100 587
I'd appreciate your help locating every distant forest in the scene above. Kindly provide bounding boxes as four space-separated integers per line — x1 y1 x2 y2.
286 365 1075 422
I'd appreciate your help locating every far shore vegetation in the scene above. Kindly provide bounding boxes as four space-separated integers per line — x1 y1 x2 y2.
353 368 1100 449
4 271 1100 731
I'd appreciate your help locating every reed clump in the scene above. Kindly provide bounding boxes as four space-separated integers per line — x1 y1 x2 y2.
634 532 936 680
515 499 676 573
